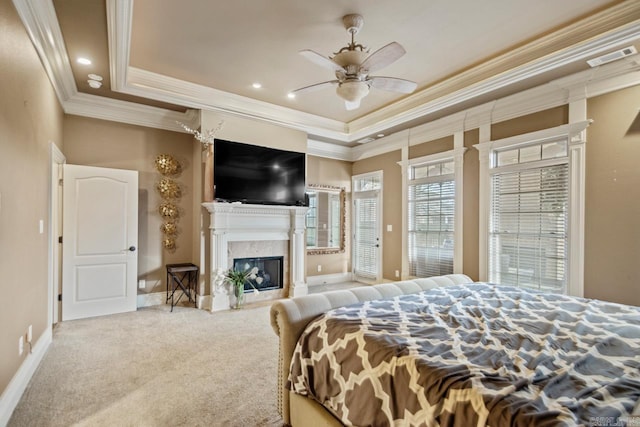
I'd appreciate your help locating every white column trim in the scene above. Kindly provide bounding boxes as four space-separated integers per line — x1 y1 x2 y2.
453 133 465 274
290 209 308 297
209 230 230 311
399 143 409 280
567 98 588 298
476 124 492 281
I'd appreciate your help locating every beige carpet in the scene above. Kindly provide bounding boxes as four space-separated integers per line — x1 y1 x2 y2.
8 303 282 427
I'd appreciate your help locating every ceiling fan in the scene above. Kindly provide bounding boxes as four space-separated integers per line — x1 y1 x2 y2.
292 14 417 111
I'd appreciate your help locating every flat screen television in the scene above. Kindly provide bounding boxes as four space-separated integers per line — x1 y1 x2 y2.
213 139 307 206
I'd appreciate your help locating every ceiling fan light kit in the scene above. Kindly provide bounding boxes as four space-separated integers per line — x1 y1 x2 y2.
293 13 417 110
337 80 370 102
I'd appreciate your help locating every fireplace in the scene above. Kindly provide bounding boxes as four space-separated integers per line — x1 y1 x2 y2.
233 256 284 292
202 202 308 311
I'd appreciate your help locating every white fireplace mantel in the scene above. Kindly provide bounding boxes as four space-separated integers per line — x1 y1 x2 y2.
202 202 308 311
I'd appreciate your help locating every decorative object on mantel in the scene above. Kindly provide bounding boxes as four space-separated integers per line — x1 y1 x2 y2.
223 265 260 309
177 120 224 150
155 153 183 252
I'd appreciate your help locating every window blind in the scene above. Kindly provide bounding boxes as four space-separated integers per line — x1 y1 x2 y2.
353 197 378 279
408 176 455 278
489 163 568 293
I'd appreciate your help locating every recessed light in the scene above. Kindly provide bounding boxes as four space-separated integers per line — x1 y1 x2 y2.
87 80 102 89
88 73 103 81
377 133 385 138
77 57 91 65
252 82 262 89
287 93 296 99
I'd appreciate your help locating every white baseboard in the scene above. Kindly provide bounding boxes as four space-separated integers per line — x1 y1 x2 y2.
136 291 166 308
307 272 353 287
0 327 52 427
137 291 210 310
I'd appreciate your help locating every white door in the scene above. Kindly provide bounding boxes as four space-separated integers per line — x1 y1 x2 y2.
62 164 138 321
352 172 383 283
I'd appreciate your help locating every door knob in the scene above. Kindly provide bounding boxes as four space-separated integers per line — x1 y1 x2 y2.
128 246 136 252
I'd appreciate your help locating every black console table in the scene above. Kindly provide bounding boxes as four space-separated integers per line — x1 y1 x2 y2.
166 263 199 312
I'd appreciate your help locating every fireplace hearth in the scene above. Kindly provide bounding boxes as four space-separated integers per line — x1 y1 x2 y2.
233 256 284 292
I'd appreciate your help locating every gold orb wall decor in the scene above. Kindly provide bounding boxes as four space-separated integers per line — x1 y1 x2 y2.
160 221 178 235
162 237 176 251
155 154 181 176
155 153 184 251
159 202 179 219
157 178 181 199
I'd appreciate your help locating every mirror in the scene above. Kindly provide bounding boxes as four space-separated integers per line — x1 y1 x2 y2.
306 185 345 255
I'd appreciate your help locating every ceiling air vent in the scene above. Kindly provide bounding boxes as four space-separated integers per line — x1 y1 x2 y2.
587 46 637 67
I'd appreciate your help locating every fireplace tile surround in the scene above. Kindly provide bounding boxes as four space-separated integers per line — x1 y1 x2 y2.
202 202 308 311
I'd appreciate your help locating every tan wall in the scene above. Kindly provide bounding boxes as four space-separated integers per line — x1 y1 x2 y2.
463 129 480 281
491 106 568 140
63 116 196 294
409 136 454 159
491 105 569 141
0 0 64 394
201 110 307 153
584 85 640 306
352 150 402 281
306 156 352 277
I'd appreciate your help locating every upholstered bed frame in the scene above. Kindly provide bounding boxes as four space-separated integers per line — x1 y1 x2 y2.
270 274 473 426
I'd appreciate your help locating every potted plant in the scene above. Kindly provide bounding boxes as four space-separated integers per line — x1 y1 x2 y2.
224 265 261 309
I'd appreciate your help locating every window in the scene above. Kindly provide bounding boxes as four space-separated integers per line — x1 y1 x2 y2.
489 141 569 293
305 192 317 246
408 159 455 277
476 120 588 296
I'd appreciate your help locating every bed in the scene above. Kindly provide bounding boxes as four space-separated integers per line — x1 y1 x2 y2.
270 275 640 426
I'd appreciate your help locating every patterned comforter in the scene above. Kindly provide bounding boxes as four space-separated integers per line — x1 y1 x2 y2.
289 284 640 426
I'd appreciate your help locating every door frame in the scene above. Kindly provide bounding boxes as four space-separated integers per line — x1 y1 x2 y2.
48 142 65 325
351 170 384 283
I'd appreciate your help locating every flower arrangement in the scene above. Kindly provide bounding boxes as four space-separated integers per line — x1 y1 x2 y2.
224 264 262 309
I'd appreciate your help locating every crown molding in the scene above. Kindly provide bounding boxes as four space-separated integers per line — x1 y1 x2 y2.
13 0 640 162
307 139 352 161
64 93 200 132
123 67 349 141
351 56 640 161
11 0 77 104
106 0 132 92
347 13 640 141
107 0 640 144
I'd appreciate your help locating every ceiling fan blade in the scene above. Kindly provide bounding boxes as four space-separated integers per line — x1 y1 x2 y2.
291 80 339 95
345 99 360 110
370 76 417 94
300 50 346 73
361 42 406 73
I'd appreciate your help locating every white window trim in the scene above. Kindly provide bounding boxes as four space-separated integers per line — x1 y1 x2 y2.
399 144 466 279
352 170 384 283
474 120 590 296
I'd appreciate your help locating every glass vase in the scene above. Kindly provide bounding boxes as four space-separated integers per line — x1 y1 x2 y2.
234 283 244 309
